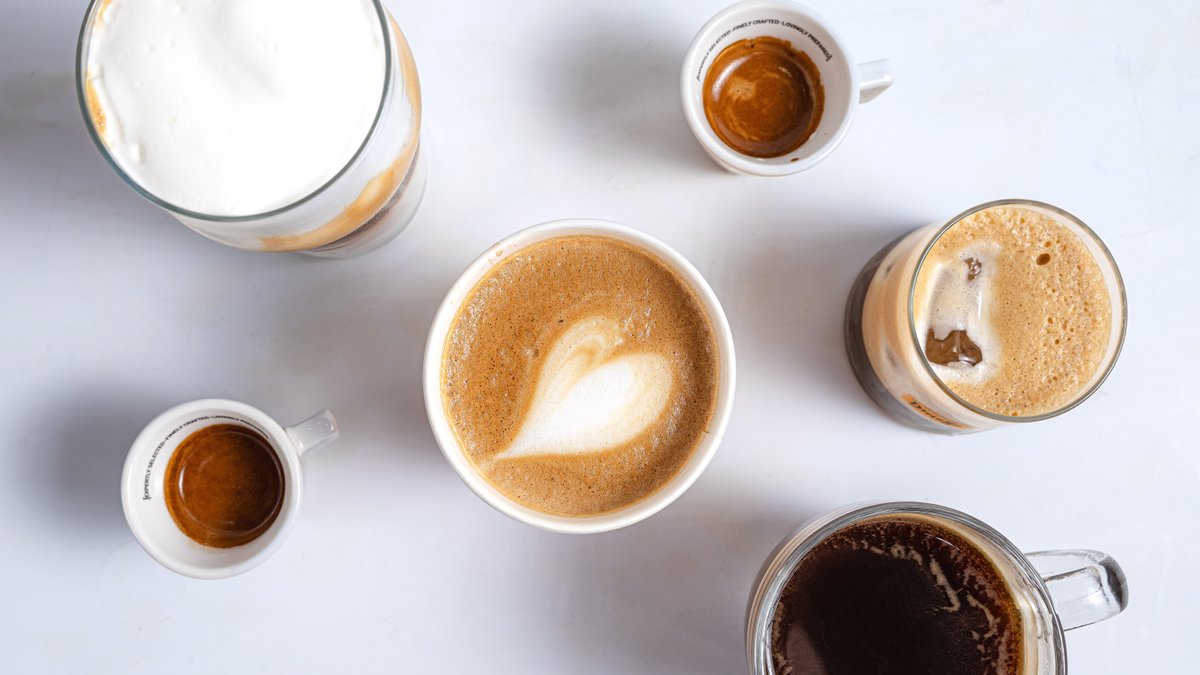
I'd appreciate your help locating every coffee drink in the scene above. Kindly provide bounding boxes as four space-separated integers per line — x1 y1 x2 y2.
440 235 719 516
914 206 1113 416
79 0 423 254
845 200 1124 431
771 514 1024 674
164 424 285 548
702 36 824 158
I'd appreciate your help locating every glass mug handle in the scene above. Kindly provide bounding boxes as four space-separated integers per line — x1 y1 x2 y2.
1026 550 1129 630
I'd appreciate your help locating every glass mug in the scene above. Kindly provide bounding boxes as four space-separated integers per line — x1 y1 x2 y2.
745 502 1128 674
75 0 425 257
680 0 893 176
844 199 1127 433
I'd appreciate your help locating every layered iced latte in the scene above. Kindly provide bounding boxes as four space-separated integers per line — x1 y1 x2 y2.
77 0 423 256
845 200 1126 432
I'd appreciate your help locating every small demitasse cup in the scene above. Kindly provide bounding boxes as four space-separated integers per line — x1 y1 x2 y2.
746 502 1128 674
423 219 736 534
681 0 893 175
121 399 338 579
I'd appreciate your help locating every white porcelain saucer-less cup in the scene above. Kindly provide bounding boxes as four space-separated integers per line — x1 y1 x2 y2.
121 399 338 579
423 220 736 534
681 0 893 175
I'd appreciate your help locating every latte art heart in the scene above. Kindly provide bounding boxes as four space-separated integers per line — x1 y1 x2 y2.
497 316 673 459
441 234 719 516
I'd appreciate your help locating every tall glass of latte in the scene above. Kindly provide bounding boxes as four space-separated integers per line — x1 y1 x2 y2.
845 200 1126 433
76 0 423 257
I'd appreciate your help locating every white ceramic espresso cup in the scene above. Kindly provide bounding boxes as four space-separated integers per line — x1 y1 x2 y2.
681 0 893 175
423 220 736 534
121 399 338 579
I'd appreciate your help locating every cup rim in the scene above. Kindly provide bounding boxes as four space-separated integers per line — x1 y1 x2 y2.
745 501 1066 674
120 398 304 579
904 199 1128 423
680 0 859 176
74 0 393 222
422 219 737 534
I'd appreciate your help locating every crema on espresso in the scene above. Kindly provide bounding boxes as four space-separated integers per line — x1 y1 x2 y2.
441 236 719 517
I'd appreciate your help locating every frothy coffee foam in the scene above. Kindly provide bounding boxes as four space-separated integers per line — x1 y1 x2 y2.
914 206 1113 416
84 0 392 216
442 236 719 517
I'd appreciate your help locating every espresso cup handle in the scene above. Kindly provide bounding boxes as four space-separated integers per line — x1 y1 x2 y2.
857 59 894 104
285 410 339 456
1025 549 1128 631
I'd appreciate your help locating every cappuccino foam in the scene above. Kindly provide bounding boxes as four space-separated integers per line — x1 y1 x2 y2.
913 206 1113 416
442 236 719 517
83 0 392 216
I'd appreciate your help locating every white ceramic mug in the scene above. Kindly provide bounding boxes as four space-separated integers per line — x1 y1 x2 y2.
423 219 737 534
121 399 338 579
681 0 893 175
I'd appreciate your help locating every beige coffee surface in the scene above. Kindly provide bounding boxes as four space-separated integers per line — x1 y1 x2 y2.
914 206 1113 417
442 235 719 516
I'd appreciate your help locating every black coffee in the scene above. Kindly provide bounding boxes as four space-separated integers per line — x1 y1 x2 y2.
770 515 1024 674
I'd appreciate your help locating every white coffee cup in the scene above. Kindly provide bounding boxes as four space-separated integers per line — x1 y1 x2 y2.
423 219 737 534
121 399 338 579
681 0 893 175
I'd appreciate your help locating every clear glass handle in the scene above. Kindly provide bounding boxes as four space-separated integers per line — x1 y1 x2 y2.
285 410 339 456
1026 549 1129 631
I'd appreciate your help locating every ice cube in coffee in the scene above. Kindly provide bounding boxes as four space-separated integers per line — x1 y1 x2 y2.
844 200 1126 432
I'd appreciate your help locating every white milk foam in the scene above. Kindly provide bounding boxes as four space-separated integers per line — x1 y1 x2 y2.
86 0 389 216
497 316 673 459
916 241 1001 386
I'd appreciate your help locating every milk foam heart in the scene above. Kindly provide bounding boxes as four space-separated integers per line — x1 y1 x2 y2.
498 317 672 459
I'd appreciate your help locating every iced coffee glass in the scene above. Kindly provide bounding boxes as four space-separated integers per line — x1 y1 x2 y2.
75 0 424 257
845 199 1126 433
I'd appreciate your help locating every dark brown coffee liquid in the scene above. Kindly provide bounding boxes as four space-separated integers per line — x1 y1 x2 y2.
164 424 285 548
703 36 824 158
771 515 1024 674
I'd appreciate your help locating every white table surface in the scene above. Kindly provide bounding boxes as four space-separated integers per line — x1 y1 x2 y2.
2 0 1196 672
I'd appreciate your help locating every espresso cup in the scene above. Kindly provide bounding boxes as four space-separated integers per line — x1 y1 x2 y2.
423 219 736 534
746 502 1128 674
121 399 338 579
681 0 893 175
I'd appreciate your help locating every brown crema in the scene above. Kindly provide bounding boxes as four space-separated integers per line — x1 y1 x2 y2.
441 236 719 517
703 36 824 158
164 424 285 548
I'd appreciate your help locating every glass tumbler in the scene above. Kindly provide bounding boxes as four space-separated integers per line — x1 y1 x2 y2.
844 199 1126 433
75 0 425 257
